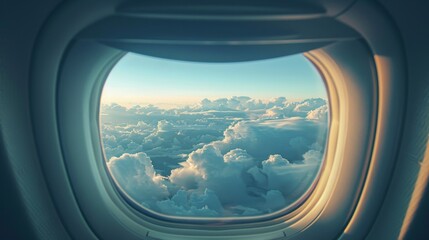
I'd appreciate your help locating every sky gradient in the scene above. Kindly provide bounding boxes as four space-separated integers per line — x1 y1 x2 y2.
101 53 326 107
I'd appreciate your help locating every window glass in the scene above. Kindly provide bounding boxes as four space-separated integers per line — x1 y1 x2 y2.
100 53 328 218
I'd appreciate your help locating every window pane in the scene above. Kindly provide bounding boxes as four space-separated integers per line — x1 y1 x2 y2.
100 53 328 218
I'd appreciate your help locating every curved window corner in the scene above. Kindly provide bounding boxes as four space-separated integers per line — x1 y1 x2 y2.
99 53 329 221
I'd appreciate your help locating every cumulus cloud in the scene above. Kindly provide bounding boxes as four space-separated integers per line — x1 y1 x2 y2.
306 105 329 121
108 153 169 204
100 97 328 217
294 98 326 113
262 154 291 169
157 189 223 217
303 149 323 164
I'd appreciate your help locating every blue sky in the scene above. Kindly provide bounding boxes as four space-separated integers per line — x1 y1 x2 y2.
102 53 326 107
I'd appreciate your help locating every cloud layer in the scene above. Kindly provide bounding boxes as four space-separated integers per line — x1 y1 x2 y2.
101 97 328 217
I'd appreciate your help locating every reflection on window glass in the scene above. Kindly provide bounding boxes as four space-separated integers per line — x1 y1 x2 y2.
100 53 328 218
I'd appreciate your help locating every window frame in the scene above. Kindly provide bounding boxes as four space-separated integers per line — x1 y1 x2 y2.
29 1 405 239
50 38 377 239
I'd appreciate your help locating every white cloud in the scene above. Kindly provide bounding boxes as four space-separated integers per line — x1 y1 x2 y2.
294 98 326 113
157 188 223 217
262 154 291 169
306 105 328 121
156 120 174 132
108 152 169 204
262 106 288 119
303 149 323 164
101 97 328 217
223 148 253 165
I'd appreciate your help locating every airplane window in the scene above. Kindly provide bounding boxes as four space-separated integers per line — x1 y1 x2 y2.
100 53 329 219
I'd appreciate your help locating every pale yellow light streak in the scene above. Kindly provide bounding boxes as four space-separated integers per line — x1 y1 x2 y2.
399 139 429 239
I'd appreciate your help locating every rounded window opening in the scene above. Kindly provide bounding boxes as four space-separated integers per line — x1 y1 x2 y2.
100 53 329 220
